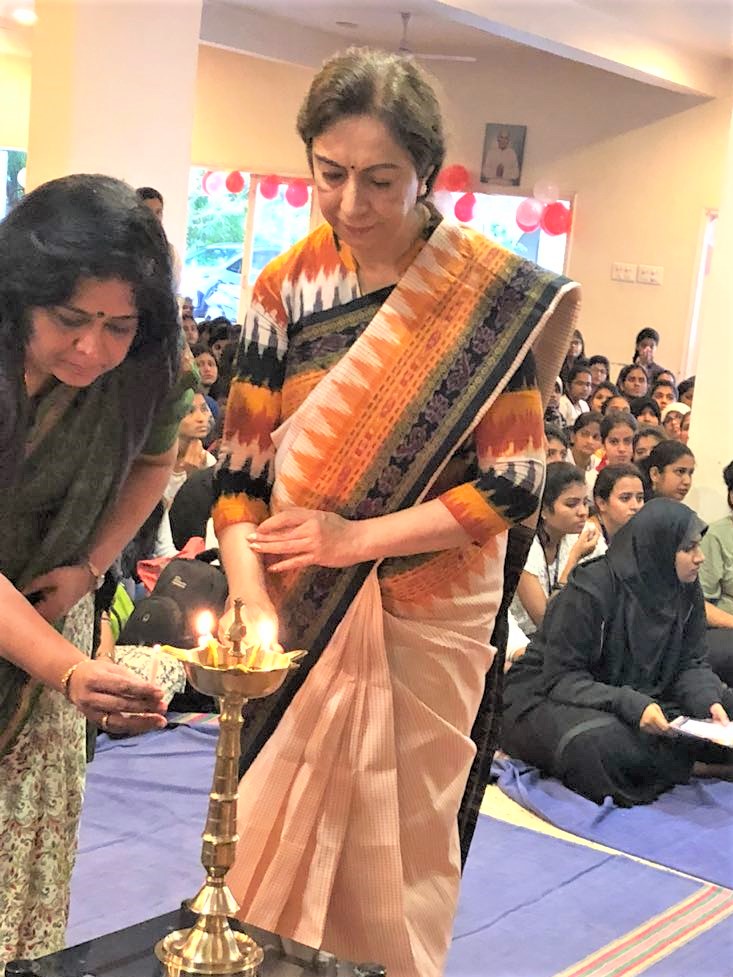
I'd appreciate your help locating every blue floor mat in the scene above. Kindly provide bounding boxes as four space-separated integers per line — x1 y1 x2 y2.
493 756 733 888
68 726 733 977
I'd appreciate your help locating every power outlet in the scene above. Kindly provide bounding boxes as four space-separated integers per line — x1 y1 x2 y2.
611 262 637 283
637 264 664 285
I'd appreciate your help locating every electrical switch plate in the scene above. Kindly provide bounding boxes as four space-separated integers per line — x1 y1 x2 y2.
611 262 637 283
637 264 664 285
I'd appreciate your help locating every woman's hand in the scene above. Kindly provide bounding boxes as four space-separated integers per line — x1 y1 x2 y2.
639 702 670 735
67 658 166 735
248 509 364 573
23 565 96 622
710 703 730 725
572 523 600 560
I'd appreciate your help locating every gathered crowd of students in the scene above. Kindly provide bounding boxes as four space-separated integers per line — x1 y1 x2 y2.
504 325 733 804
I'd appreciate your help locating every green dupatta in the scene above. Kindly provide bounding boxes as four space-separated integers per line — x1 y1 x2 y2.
0 352 195 757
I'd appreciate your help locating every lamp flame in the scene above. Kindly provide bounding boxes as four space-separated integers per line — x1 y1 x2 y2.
195 610 215 642
255 618 276 652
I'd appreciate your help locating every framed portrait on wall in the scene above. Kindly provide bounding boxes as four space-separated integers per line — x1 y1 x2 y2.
480 123 526 187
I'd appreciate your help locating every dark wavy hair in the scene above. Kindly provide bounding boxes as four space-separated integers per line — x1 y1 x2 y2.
0 173 180 483
593 463 643 502
297 48 446 197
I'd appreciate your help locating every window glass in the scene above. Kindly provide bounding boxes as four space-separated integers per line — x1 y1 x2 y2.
1 149 27 220
437 191 570 274
248 182 312 285
182 168 249 319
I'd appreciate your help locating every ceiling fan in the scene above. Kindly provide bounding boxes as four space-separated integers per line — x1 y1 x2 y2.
396 10 477 62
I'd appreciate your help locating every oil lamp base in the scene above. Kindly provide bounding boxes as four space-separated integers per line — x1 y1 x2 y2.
155 925 264 976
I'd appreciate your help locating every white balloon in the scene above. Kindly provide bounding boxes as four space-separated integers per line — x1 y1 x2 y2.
16 166 26 189
533 178 559 204
432 189 454 216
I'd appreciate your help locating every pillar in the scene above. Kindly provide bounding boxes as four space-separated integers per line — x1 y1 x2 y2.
687 106 733 522
25 0 202 255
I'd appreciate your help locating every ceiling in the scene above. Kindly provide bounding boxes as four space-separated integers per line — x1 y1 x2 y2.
222 0 733 61
201 0 732 97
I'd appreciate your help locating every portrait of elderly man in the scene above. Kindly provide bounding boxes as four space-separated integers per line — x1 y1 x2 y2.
481 122 526 186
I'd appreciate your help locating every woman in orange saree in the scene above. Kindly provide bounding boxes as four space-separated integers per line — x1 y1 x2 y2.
213 49 580 977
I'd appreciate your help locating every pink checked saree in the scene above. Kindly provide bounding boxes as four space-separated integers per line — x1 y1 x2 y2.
223 218 580 975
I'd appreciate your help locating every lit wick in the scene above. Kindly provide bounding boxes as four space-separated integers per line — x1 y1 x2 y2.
194 610 219 666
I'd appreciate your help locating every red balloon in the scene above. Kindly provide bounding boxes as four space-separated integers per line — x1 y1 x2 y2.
285 179 310 208
259 175 280 200
225 170 245 194
515 197 545 233
453 192 476 223
540 202 571 236
437 164 470 192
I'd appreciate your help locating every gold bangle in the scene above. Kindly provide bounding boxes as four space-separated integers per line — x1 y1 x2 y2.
60 661 84 700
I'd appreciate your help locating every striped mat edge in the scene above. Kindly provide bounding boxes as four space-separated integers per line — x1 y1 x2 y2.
552 883 733 977
167 711 219 727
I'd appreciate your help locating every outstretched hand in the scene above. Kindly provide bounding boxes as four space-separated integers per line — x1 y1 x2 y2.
67 658 166 735
248 509 364 573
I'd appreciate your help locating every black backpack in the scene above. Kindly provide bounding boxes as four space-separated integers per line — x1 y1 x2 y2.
117 551 228 712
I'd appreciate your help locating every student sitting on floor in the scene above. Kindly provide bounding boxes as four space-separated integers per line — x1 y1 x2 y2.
591 464 645 545
700 461 733 687
510 462 600 639
596 410 637 471
502 499 733 807
570 411 602 490
632 425 666 464
545 423 570 464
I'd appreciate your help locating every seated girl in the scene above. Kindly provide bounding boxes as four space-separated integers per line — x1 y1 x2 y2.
661 401 691 442
633 424 666 464
646 440 695 503
630 396 661 427
154 390 216 557
604 393 631 415
587 355 610 391
589 381 619 415
591 464 645 544
571 412 603 489
510 462 600 639
545 423 570 463
502 499 733 807
616 364 649 401
700 461 733 686
597 410 637 471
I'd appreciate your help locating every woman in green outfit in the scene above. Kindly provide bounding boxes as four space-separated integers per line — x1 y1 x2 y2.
0 174 191 964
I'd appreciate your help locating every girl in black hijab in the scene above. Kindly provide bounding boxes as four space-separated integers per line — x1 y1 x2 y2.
502 499 733 806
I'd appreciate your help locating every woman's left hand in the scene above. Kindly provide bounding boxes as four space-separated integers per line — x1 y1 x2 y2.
248 509 364 573
23 566 95 622
710 702 730 725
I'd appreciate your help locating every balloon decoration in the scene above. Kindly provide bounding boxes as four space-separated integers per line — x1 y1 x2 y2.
436 163 470 193
225 170 245 194
201 170 225 195
432 189 454 217
259 174 280 199
532 178 560 205
453 192 476 223
515 196 545 232
285 179 310 208
540 201 572 236
515 177 571 237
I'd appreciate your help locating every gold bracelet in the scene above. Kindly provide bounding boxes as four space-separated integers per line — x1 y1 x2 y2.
60 661 84 700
